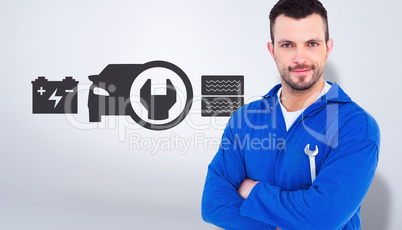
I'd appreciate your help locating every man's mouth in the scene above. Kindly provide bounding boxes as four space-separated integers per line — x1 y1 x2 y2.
291 69 312 75
288 64 314 76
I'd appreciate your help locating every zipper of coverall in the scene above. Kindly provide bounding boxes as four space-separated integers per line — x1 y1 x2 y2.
275 102 328 187
271 95 326 186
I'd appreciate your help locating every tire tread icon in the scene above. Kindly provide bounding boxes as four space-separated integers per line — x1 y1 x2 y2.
201 75 244 117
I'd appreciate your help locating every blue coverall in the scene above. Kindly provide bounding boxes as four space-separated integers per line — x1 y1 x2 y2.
201 82 380 230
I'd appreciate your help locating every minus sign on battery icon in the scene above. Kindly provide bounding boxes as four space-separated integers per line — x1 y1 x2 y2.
65 89 74 93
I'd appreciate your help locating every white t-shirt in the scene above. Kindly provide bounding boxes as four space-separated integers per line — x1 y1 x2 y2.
277 82 332 131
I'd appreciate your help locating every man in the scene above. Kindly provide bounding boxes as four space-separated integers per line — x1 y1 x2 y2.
201 0 380 229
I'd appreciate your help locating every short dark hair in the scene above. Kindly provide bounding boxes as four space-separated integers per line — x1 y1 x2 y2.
269 0 329 43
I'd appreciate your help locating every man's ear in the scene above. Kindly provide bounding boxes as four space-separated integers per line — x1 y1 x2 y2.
326 38 334 58
267 42 275 59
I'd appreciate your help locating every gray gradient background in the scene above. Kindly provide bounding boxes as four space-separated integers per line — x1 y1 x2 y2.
1 0 401 229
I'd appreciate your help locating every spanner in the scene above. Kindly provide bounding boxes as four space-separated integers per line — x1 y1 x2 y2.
140 79 177 120
304 144 319 184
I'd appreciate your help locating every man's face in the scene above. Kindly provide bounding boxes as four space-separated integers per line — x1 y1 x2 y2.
268 13 333 91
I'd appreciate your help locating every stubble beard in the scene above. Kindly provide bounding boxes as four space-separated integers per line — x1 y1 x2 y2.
279 63 324 93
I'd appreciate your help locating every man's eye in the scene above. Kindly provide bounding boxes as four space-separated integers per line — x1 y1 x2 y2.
309 42 319 47
282 44 292 48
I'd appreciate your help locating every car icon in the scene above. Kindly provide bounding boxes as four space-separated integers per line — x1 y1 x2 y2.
88 63 144 122
87 61 193 131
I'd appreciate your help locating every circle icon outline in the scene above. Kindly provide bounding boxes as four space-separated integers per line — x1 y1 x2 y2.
127 60 193 131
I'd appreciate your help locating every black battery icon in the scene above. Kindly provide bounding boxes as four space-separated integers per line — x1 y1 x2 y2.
32 76 79 114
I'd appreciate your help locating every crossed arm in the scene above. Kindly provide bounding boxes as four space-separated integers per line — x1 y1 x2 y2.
202 126 379 229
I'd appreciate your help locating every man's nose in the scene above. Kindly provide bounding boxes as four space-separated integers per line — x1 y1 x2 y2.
293 47 309 64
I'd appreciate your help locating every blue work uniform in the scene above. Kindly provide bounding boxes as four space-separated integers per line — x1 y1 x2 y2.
201 82 380 230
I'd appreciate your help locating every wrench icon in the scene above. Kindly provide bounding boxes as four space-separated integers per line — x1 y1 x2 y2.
140 79 177 120
304 144 319 183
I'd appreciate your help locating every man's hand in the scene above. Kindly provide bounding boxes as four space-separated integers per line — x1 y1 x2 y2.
238 179 282 229
237 178 259 199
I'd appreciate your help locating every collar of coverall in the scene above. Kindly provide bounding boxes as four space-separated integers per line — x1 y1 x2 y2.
262 81 351 103
262 81 352 116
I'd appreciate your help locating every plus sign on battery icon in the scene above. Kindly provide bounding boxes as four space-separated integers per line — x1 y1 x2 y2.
32 76 79 114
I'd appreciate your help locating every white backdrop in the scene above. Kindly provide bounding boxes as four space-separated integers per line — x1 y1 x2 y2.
1 0 401 229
